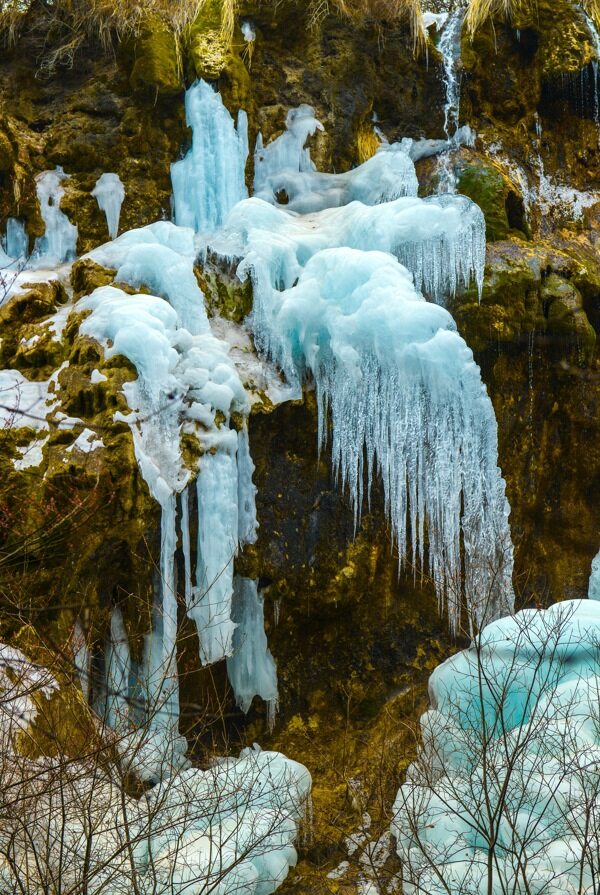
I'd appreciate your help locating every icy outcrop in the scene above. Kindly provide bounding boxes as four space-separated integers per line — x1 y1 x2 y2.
33 167 78 263
392 600 600 894
227 578 278 727
171 79 249 233
92 172 125 239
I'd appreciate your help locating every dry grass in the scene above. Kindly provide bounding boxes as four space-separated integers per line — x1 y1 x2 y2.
0 0 426 75
466 0 600 33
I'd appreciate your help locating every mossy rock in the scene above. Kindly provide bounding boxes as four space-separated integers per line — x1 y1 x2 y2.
512 0 595 78
185 0 230 81
197 254 253 323
71 259 116 301
456 157 527 242
542 273 597 355
130 15 182 96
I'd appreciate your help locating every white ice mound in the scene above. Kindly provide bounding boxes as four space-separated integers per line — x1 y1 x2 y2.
229 244 512 629
92 172 125 240
171 79 249 233
33 166 78 264
392 599 600 895
219 193 485 305
227 577 278 726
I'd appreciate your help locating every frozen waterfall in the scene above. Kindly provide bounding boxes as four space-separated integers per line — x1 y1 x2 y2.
208 105 512 631
171 79 249 233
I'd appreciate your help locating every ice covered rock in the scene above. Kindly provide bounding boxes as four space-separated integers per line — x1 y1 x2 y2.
589 549 600 600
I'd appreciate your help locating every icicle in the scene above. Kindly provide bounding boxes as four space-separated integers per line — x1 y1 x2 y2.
237 421 258 546
227 577 279 728
72 620 91 700
92 172 125 239
33 167 78 263
192 441 239 664
171 80 249 233
180 486 193 606
105 606 131 733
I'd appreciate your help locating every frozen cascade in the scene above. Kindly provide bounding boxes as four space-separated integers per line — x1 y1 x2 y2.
227 578 279 727
92 172 125 239
392 600 600 894
436 7 466 193
171 79 249 233
589 549 600 600
33 167 78 263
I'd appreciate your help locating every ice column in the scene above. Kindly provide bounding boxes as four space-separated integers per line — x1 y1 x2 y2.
5 218 28 260
227 578 278 729
171 79 249 233
589 548 600 600
92 172 125 239
33 167 78 263
105 606 131 733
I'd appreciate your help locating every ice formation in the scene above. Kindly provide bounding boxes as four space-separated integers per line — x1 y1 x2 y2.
392 600 600 895
227 577 278 726
92 172 125 239
253 107 418 212
0 641 310 895
171 79 249 233
230 237 511 627
33 166 78 263
589 549 600 600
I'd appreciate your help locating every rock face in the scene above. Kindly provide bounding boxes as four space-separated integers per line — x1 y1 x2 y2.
0 1 600 891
